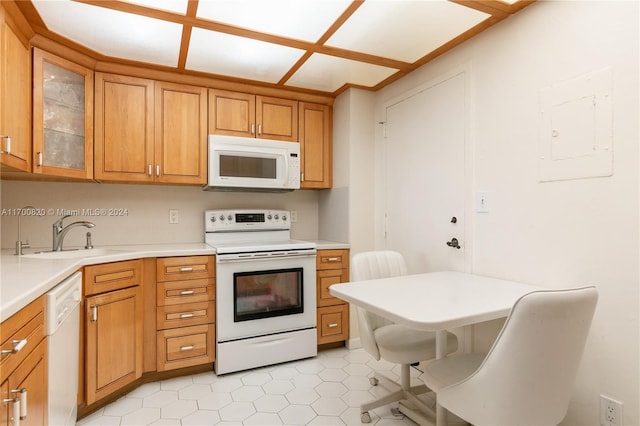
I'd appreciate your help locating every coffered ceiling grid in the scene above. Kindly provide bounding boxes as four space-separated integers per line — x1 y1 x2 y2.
18 0 534 96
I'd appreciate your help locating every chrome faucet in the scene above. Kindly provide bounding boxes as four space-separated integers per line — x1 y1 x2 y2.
52 215 95 251
15 205 35 256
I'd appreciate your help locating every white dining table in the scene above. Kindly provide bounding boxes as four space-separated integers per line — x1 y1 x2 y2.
329 270 542 426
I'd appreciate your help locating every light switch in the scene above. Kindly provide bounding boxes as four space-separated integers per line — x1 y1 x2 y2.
476 191 489 213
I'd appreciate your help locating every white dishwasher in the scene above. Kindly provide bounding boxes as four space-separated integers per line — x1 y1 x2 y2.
46 271 82 426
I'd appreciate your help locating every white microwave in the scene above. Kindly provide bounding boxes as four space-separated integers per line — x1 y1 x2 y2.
205 135 300 192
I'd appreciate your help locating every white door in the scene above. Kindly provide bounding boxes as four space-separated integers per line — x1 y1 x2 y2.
384 71 467 274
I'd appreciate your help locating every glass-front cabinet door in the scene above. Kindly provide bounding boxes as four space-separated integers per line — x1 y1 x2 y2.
33 48 93 179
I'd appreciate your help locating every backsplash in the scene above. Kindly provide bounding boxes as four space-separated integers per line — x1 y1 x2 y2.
0 180 320 250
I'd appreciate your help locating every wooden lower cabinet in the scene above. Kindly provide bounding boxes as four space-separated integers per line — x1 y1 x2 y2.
85 285 142 405
0 296 47 426
0 340 48 426
157 324 215 371
316 249 350 345
156 256 215 372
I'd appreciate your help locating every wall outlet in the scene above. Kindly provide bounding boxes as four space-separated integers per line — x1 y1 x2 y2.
600 395 623 425
290 211 298 223
169 209 179 224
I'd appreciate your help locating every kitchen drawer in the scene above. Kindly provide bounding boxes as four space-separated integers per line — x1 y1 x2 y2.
317 269 348 307
156 324 215 371
157 278 215 306
157 301 214 330
317 304 349 345
157 256 215 282
84 259 142 295
0 297 45 383
316 249 349 271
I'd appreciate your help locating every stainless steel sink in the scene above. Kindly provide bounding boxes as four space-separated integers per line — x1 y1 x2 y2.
22 248 126 260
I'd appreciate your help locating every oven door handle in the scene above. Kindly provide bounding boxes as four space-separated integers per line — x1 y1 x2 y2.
217 251 316 263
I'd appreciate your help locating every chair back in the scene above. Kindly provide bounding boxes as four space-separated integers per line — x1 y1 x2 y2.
351 250 408 360
438 286 598 426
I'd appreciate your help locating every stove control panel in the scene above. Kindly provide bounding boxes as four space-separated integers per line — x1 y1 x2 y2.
205 209 290 232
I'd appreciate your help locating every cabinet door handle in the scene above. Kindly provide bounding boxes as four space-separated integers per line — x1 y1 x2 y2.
11 397 19 426
3 397 20 426
148 164 152 176
179 290 195 295
90 305 97 322
257 123 262 135
1 339 27 357
180 345 194 351
0 135 11 155
37 152 43 167
10 389 26 420
156 164 160 176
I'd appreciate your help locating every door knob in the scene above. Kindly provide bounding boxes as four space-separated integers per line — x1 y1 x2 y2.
446 238 461 249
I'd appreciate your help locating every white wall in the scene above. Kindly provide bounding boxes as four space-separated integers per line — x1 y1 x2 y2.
355 1 637 424
320 89 376 254
0 180 320 250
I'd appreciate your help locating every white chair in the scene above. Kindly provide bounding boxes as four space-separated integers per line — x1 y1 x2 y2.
352 250 458 423
423 286 598 426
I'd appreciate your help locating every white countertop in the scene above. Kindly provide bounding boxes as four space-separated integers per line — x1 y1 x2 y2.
0 240 349 323
0 243 215 322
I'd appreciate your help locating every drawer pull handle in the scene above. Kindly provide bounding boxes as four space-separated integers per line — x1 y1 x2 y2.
180 345 194 351
1 339 27 357
179 290 195 295
180 313 194 318
328 323 339 328
179 267 194 272
326 257 339 262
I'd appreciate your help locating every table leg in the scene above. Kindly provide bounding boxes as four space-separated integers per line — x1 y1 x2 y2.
435 330 447 426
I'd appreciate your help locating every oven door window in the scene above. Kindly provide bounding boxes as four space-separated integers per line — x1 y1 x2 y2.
234 268 303 322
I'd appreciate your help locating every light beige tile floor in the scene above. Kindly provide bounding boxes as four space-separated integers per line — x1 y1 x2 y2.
76 347 427 426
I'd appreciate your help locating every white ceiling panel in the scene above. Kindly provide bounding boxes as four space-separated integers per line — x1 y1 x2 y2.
23 0 531 95
287 53 398 92
196 0 353 42
326 0 490 63
187 28 306 83
32 0 182 67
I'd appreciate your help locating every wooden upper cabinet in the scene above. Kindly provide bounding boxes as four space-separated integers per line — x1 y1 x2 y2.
94 72 154 183
32 48 94 179
256 95 298 141
95 73 207 184
209 89 298 142
155 82 207 184
208 89 255 138
299 102 332 189
0 6 31 173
